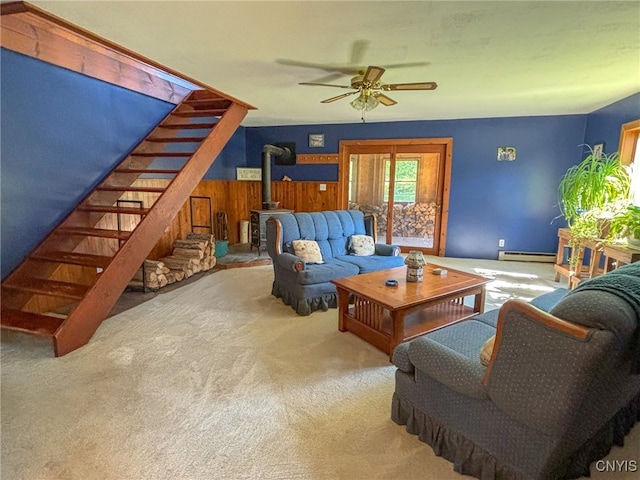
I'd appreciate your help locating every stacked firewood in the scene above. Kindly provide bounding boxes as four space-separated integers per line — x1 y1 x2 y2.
348 201 438 238
389 202 437 237
131 233 217 290
130 260 174 290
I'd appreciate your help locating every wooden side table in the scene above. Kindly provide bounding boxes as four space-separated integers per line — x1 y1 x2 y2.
553 228 573 283
553 228 604 288
603 244 640 272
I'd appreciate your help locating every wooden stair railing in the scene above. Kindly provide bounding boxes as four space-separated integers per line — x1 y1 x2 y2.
1 90 248 356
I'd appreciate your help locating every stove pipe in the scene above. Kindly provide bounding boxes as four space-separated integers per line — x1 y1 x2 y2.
261 144 293 209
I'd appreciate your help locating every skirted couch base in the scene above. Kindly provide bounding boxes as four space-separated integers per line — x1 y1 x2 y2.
392 391 640 480
271 281 338 316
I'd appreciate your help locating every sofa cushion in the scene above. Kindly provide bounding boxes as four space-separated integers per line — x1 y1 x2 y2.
424 319 496 360
349 234 375 256
472 309 500 328
530 288 568 312
473 288 568 329
336 253 405 274
292 240 323 264
296 258 360 285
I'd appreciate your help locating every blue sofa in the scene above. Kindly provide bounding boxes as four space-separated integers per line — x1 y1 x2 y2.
265 210 405 315
391 262 640 480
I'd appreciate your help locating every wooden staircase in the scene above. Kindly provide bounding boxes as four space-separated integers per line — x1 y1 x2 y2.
1 90 248 356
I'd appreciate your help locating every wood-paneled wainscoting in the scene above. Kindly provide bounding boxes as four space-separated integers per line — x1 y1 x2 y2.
97 179 339 259
21 179 337 315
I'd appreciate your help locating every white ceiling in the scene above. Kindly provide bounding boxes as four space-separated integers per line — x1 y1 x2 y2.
32 1 640 127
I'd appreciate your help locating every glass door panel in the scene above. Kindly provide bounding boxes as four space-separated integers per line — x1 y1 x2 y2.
342 141 448 255
348 152 391 242
388 152 442 249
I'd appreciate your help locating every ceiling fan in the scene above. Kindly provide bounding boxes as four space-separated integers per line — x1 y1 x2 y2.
299 65 437 112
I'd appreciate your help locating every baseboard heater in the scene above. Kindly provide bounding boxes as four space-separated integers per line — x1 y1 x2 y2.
498 251 556 263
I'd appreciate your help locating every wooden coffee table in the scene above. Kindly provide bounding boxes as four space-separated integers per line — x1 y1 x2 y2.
331 264 490 359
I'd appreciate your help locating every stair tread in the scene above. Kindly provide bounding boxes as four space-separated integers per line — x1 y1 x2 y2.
1 308 64 337
77 205 150 215
3 277 89 300
173 109 227 117
184 98 232 108
96 186 166 193
146 137 205 143
115 168 180 174
157 123 216 129
56 227 132 240
130 152 193 157
31 250 113 268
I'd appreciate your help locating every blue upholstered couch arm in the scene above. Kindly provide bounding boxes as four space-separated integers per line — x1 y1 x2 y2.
392 342 414 373
274 252 305 272
408 337 488 399
375 244 401 256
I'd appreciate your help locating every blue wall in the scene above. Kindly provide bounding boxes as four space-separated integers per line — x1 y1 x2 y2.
3 46 637 273
203 125 247 180
246 115 587 258
584 92 640 155
147 121 247 180
0 49 174 279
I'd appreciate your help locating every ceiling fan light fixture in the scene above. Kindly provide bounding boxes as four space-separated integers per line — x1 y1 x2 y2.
365 94 379 111
350 91 379 111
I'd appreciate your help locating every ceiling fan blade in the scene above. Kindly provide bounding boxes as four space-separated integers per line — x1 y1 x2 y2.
276 58 360 75
306 73 345 84
350 40 370 64
382 61 431 69
373 92 397 106
382 82 438 91
299 82 353 89
321 91 358 104
363 65 385 84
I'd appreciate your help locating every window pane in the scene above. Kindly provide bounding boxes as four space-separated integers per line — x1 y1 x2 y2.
395 160 418 181
395 183 416 202
383 159 418 202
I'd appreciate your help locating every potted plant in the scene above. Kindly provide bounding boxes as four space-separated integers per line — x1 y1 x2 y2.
557 145 631 226
564 203 629 268
610 205 640 248
557 145 632 268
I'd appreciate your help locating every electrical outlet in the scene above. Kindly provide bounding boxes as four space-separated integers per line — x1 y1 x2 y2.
498 239 505 247
319 184 327 191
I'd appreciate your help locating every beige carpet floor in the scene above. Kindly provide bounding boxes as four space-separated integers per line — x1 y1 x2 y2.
2 258 639 480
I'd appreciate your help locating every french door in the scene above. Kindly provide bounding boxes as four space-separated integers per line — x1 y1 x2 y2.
338 139 452 256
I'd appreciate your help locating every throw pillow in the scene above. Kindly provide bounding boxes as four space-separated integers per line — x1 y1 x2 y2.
292 240 324 264
480 335 495 366
349 234 375 256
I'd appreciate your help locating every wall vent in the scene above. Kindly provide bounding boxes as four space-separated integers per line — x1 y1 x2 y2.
498 251 556 263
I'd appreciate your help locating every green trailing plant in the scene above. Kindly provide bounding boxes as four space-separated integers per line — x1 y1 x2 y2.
565 201 629 268
610 204 640 247
557 146 631 226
